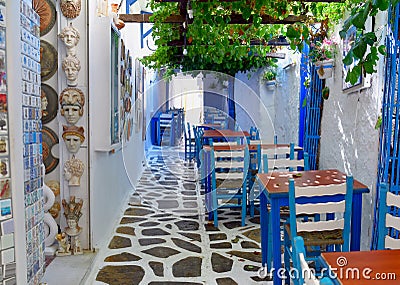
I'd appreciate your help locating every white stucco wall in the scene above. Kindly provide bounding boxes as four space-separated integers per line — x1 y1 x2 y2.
235 50 301 144
274 50 302 144
318 14 387 250
88 2 145 249
235 70 279 142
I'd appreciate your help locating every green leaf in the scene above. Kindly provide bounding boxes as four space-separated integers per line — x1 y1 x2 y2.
343 50 354 66
372 0 389 10
353 41 367 59
378 45 386 55
302 97 307 108
375 115 382 130
346 65 362 84
363 32 377 46
363 60 375 74
286 26 299 38
352 3 370 29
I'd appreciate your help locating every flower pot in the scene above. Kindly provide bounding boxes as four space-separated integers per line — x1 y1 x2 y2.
315 60 334 79
265 80 276 89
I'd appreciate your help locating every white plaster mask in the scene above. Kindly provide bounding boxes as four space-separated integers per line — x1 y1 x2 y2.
63 134 82 153
62 104 82 125
59 24 80 56
62 56 81 86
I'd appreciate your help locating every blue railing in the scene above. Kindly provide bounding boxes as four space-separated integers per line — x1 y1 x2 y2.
372 2 400 249
303 64 324 170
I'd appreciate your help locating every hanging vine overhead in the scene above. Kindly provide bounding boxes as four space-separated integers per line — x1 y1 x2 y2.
121 0 397 81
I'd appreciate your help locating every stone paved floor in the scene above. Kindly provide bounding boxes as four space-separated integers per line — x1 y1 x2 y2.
89 146 274 285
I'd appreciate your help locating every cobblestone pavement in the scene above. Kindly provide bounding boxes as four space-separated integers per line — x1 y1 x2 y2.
90 146 273 285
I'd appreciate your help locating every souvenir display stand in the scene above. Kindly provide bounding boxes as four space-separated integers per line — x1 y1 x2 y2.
5 1 46 284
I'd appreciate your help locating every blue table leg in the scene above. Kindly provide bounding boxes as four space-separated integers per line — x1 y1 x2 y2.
271 198 282 285
350 193 362 251
205 150 213 221
260 192 269 267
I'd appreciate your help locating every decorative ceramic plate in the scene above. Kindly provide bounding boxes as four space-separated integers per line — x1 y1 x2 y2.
32 0 56 36
41 84 58 124
40 40 58 81
42 126 59 174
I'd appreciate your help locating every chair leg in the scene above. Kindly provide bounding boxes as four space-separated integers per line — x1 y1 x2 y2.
249 181 255 217
250 201 254 217
212 189 218 227
241 190 247 227
283 229 292 285
266 211 273 272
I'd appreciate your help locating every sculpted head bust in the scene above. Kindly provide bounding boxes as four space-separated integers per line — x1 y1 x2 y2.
59 23 80 56
62 56 81 86
59 87 84 124
63 156 84 186
62 196 83 236
62 125 85 154
60 0 82 19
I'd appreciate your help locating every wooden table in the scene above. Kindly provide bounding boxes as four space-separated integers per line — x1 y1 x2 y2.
256 169 370 285
321 250 400 284
202 129 250 144
202 143 303 219
195 123 222 130
247 143 302 151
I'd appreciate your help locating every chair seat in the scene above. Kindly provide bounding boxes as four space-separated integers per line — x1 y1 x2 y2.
285 224 344 247
216 179 243 189
266 205 290 216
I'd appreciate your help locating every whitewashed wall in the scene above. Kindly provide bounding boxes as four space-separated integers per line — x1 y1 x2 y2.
235 50 300 144
274 50 302 144
88 1 145 249
235 70 263 135
319 14 387 250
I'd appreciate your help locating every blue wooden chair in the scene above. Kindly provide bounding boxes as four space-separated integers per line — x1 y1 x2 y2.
284 176 353 284
293 236 334 285
192 126 203 166
212 115 228 129
209 144 250 227
250 145 309 272
249 126 260 140
184 122 196 160
377 183 400 249
249 143 309 217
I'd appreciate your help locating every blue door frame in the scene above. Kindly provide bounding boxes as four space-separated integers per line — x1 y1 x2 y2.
372 2 400 249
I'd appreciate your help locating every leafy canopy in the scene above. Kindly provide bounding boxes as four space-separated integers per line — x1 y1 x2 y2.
141 0 396 82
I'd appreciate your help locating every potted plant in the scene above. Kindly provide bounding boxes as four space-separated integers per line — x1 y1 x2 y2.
309 37 338 79
263 69 277 88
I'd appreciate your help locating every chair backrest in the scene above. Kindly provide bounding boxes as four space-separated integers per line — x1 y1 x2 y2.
212 115 228 129
293 236 333 285
192 126 203 151
210 145 249 190
260 143 309 173
185 122 190 140
209 138 239 146
377 183 400 249
289 176 353 252
249 127 260 140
